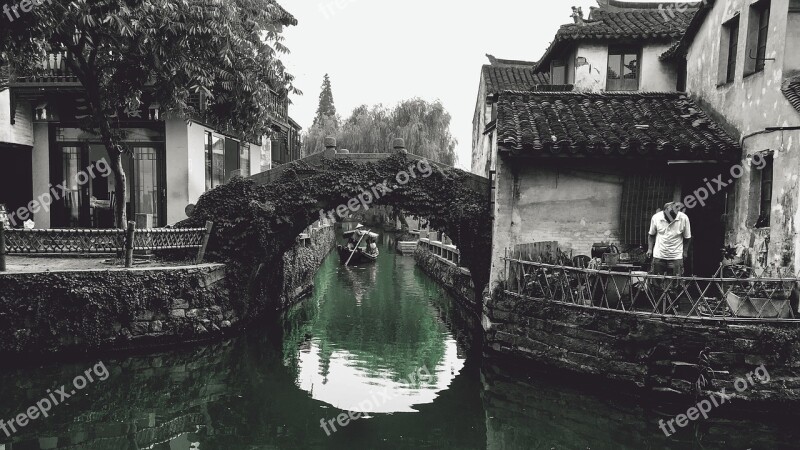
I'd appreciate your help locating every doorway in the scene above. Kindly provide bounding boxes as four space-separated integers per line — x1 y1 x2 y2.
679 165 727 277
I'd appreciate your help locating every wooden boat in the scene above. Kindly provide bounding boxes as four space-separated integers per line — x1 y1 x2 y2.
337 245 378 265
339 228 379 265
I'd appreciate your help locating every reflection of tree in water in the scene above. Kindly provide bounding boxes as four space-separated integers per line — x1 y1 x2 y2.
295 237 448 384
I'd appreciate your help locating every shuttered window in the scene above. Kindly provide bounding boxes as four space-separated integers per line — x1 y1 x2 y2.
620 174 675 247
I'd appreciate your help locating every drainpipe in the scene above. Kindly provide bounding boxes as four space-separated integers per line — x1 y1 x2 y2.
740 126 800 147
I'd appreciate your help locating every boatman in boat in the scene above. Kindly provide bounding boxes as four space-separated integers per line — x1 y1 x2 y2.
347 224 366 251
646 201 692 276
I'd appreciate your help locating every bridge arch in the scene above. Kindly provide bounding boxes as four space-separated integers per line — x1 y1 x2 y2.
183 138 492 307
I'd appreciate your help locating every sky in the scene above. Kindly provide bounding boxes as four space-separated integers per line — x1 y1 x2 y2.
279 0 682 170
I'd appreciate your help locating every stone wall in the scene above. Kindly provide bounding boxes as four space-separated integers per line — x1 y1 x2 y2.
414 246 479 314
485 291 800 402
0 264 234 356
0 226 336 357
278 225 336 309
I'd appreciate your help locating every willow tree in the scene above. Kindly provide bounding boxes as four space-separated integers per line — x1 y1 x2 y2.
0 0 297 227
303 98 457 165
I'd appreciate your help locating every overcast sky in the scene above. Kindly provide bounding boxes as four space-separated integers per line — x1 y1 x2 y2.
280 0 682 170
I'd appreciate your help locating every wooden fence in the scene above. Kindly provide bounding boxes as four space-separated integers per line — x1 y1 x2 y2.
0 221 213 271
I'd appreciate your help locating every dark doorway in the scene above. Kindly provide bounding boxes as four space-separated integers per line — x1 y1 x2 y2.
679 165 728 277
0 144 33 227
224 138 240 182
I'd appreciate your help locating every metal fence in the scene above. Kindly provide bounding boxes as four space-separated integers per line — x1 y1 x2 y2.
504 257 800 322
0 221 213 271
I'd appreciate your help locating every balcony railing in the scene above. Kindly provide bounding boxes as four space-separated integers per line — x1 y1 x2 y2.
10 49 290 122
10 48 80 85
504 258 800 322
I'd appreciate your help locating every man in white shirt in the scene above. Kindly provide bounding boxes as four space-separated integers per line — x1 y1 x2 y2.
646 202 692 276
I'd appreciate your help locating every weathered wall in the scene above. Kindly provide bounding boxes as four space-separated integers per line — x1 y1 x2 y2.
686 0 800 273
485 291 800 401
414 245 477 311
489 158 627 287
471 72 491 177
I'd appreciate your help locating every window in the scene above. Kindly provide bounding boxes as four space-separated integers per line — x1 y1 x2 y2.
204 132 213 191
606 47 639 91
240 143 250 177
720 17 740 84
551 59 567 85
756 155 774 228
745 1 771 75
211 134 225 188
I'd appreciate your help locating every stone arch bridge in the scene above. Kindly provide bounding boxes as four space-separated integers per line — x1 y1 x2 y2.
188 137 492 304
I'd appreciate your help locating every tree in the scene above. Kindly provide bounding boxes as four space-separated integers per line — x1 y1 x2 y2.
313 73 337 127
0 0 297 227
303 99 457 165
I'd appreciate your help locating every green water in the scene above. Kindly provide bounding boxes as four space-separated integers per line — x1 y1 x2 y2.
1 234 800 449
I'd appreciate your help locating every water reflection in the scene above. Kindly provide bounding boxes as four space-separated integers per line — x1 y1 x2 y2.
290 234 465 413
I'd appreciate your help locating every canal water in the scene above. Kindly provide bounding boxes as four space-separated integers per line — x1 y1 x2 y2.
1 233 800 449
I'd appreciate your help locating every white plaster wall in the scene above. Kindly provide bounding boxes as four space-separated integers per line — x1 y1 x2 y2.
0 91 33 146
573 43 609 92
640 43 680 91
572 42 678 92
186 122 206 208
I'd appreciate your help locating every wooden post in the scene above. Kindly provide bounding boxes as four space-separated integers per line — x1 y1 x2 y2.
196 221 214 264
125 221 136 268
0 221 6 272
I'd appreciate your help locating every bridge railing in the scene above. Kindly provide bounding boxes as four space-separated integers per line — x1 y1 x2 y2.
504 258 800 322
419 238 460 266
0 221 214 271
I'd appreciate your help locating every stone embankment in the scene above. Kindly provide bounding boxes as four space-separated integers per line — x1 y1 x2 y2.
0 227 336 357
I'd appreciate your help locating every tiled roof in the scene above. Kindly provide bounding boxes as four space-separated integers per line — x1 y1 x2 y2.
482 64 550 93
534 2 698 71
496 91 741 160
782 76 800 115
660 0 716 61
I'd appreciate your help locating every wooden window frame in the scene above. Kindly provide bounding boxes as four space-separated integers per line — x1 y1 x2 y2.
725 18 740 84
606 46 641 91
551 59 568 85
745 0 771 76
756 155 774 228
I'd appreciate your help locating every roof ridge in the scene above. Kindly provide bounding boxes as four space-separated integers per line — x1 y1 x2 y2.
499 90 686 97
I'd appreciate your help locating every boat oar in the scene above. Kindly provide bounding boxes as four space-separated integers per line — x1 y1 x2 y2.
345 229 370 267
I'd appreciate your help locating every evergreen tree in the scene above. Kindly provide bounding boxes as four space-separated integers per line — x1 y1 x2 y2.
313 74 337 126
